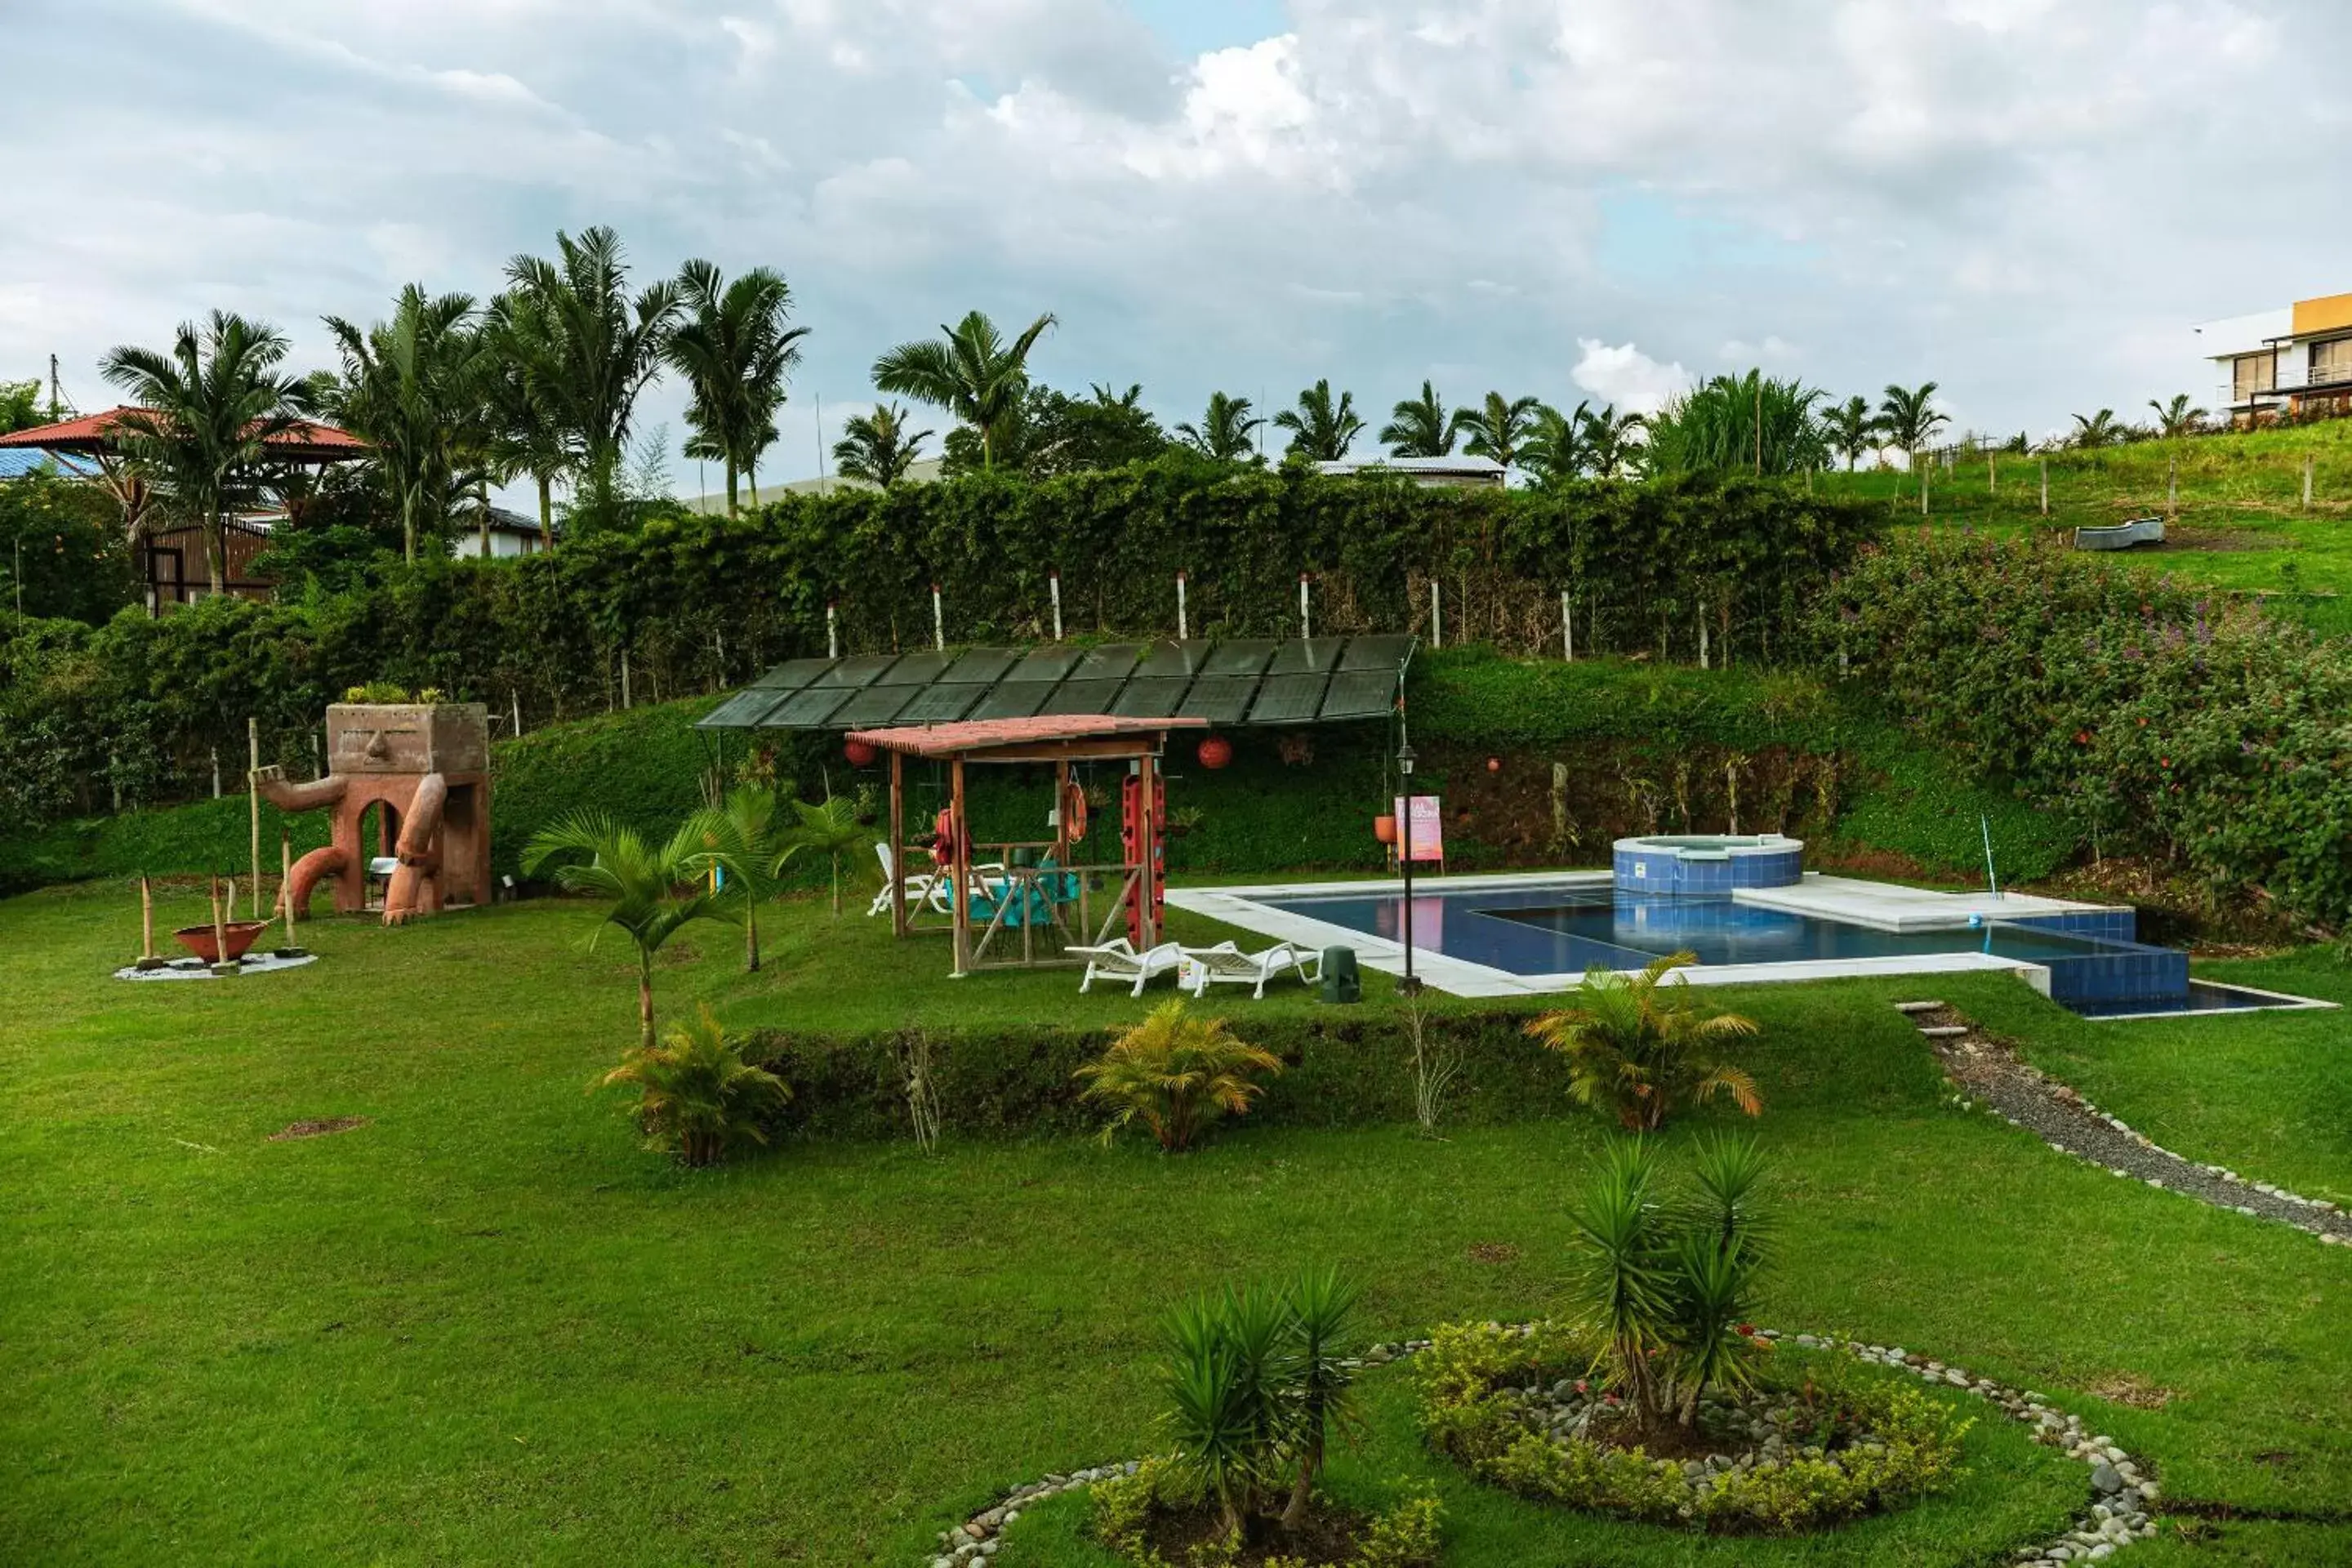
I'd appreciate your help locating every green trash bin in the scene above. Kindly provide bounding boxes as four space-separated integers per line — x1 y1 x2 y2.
1321 946 1361 1004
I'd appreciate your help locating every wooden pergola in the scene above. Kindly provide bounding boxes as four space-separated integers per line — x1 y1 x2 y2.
849 714 1206 977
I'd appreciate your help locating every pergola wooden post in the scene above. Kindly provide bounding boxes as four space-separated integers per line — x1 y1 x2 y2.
889 750 908 938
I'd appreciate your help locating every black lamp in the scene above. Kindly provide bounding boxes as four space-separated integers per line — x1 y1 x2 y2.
1396 739 1421 994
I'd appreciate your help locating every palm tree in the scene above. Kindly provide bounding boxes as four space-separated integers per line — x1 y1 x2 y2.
522 811 733 1050
100 310 305 594
1450 390 1546 470
1824 394 1882 471
777 794 873 917
871 310 1056 470
2071 408 2125 448
667 260 807 514
502 226 682 519
1580 404 1647 479
321 285 483 564
1519 400 1590 483
479 289 572 548
1272 379 1363 461
831 402 932 488
2149 394 2207 439
1174 391 1263 461
1523 951 1762 1131
685 784 787 971
1876 381 1949 467
1379 381 1454 457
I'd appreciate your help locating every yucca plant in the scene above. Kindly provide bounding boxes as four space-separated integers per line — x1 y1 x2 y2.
1163 1283 1297 1541
597 1004 789 1166
1278 1265 1364 1531
1524 952 1762 1131
1563 1139 1674 1424
1076 1001 1283 1152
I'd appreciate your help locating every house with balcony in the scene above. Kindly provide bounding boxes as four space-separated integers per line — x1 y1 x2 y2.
2195 292 2352 424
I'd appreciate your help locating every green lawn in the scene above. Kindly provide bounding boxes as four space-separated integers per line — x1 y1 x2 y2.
3 883 2349 1566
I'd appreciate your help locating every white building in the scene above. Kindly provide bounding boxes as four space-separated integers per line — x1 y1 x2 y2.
2194 292 2352 423
451 506 559 559
1313 455 1507 488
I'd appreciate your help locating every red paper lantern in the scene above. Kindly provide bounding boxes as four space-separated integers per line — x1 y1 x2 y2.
1486 756 1502 773
1197 734 1233 770
844 738 877 767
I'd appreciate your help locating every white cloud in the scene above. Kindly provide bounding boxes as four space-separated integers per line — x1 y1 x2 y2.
1572 340 1688 416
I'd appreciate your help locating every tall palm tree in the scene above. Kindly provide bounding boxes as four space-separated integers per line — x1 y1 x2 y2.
1379 381 1454 457
1173 391 1263 461
871 310 1056 470
479 289 572 548
831 401 932 488
1824 395 1881 471
666 259 807 515
322 285 483 564
100 310 305 594
1450 390 1546 470
1876 381 1948 467
523 811 733 1050
2071 408 2125 449
1272 379 1363 461
2149 394 2207 439
502 226 682 519
1580 404 1647 479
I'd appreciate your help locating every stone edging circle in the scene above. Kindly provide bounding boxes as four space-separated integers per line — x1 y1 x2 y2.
924 1328 2156 1568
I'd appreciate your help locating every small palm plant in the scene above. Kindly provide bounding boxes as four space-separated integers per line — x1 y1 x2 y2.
775 793 874 918
1278 1265 1364 1531
2148 394 2207 439
597 1004 789 1166
523 811 734 1049
1076 1000 1284 1152
686 784 786 970
1523 952 1762 1130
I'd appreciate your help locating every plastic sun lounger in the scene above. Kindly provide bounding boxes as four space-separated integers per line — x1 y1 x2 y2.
1067 938 1183 996
1177 941 1324 1000
866 844 1004 917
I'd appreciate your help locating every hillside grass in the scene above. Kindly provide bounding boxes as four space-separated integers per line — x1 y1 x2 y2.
2 882 2348 1565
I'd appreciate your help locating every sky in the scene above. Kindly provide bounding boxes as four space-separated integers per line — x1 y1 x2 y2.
3 0 2348 501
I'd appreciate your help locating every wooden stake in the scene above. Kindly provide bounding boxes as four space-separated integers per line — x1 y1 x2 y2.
2167 457 2178 518
247 717 261 920
140 874 155 960
2040 458 2049 517
2305 454 2315 511
208 874 229 974
281 831 297 947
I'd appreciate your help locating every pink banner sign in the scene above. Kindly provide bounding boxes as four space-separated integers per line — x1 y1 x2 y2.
1392 795 1444 862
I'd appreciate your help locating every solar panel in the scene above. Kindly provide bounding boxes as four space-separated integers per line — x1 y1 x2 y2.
813 653 906 688
697 687 793 728
1074 644 1143 678
943 648 1018 683
1267 638 1342 674
761 686 857 727
1040 679 1128 716
965 682 1057 721
1339 634 1417 671
1319 669 1399 720
880 649 959 683
1177 679 1256 724
1135 639 1210 679
1113 677 1192 716
891 684 985 724
1201 639 1276 676
1247 673 1330 724
750 657 832 690
1009 646 1084 681
831 685 920 727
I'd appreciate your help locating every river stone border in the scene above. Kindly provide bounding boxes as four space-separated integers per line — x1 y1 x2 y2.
924 1329 2149 1567
1897 1000 2352 1246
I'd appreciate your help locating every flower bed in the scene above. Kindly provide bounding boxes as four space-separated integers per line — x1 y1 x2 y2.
1415 1321 1971 1534
1088 1457 1441 1567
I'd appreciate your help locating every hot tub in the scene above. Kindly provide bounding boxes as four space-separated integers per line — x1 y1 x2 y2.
1612 834 1804 895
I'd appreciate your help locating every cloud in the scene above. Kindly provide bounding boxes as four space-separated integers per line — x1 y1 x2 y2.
2 0 2347 502
1572 340 1688 416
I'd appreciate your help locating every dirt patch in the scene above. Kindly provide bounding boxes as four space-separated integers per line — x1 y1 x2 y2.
1137 1497 1371 1567
266 1116 369 1142
2087 1373 2176 1410
2159 527 2291 553
1466 1241 1521 1264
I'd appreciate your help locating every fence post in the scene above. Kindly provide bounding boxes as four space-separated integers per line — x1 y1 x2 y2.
1049 569 1063 641
1920 458 1930 516
247 715 261 920
510 690 523 739
621 651 631 709
1428 578 1442 649
211 747 220 800
2167 458 2178 518
2305 454 2315 511
931 583 944 652
826 599 839 659
1989 453 1996 493
2040 458 2049 517
1298 572 1311 639
1175 570 1188 641
1560 589 1572 662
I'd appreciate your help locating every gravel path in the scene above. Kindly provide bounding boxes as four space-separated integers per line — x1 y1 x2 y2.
1895 1000 2352 1246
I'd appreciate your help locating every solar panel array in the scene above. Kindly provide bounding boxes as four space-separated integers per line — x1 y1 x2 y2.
697 636 1416 733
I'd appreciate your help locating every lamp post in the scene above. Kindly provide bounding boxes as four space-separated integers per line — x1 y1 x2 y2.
1396 740 1421 995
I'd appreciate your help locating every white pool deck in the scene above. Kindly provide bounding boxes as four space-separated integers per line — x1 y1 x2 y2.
1165 870 2118 1000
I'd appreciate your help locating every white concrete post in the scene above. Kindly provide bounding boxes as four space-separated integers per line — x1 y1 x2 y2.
2041 458 2049 516
1561 589 1573 662
1049 569 1063 641
1428 578 1442 649
1175 570 1188 641
826 599 839 659
931 583 944 652
1298 572 1312 639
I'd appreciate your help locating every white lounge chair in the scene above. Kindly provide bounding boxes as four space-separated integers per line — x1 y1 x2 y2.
1067 938 1183 996
1178 941 1323 1000
866 844 1004 917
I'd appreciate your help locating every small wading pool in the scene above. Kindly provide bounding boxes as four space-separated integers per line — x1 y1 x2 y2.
1206 877 2333 1018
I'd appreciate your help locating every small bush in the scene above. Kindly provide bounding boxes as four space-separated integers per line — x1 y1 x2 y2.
1076 1001 1284 1152
1524 956 1761 1130
596 1004 790 1166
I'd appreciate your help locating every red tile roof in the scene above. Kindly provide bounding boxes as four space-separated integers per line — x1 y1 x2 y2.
847 714 1206 758
0 406 367 460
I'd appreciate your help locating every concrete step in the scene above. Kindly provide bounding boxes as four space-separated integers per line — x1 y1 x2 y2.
1917 1025 1969 1039
1892 1000 1945 1013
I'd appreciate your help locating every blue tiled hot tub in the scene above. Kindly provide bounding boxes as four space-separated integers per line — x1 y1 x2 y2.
1612 835 1804 896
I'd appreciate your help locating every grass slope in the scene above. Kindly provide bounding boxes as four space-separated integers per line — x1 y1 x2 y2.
2 884 2347 1566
